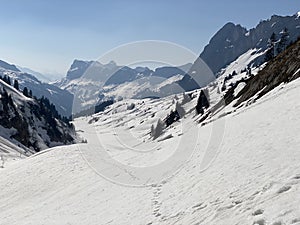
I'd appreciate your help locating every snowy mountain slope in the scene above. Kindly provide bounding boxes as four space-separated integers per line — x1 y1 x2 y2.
1 12 300 225
207 48 266 97
0 136 29 167
0 78 75 152
200 13 300 74
56 59 192 114
0 60 73 116
0 73 299 225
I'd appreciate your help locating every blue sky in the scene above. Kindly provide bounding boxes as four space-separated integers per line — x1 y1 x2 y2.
0 0 299 77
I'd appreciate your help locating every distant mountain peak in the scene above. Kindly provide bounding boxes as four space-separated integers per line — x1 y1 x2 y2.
66 60 94 80
200 13 300 74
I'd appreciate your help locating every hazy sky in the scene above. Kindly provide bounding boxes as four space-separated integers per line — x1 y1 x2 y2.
0 0 299 77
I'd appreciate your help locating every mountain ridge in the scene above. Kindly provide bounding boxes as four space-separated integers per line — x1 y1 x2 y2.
200 13 300 74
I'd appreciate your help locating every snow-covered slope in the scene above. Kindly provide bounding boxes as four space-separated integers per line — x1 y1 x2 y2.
0 136 28 167
0 78 75 152
0 60 73 116
200 13 300 74
55 60 191 114
0 72 299 224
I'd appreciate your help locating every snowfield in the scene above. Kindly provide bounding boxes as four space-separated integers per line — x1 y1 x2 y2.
0 77 300 224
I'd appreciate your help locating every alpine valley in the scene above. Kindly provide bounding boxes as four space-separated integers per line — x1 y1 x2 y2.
0 12 300 225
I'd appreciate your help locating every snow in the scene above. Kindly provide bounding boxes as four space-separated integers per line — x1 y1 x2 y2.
0 136 27 166
0 78 75 152
46 88 58 95
0 76 299 224
220 48 264 77
0 79 33 105
234 81 246 97
68 67 79 72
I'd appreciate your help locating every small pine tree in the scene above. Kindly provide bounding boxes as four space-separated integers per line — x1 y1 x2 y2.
13 79 19 90
29 90 32 98
23 87 29 97
2 75 6 83
247 67 252 76
7 76 11 85
196 89 210 114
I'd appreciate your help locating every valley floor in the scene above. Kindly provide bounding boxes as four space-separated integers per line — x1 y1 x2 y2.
0 79 300 225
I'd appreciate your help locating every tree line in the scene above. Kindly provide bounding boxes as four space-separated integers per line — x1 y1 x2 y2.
0 74 33 97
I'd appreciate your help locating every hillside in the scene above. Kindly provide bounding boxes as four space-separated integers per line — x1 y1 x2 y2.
200 13 300 74
1 35 300 223
0 60 73 116
0 78 75 152
0 68 299 224
1 9 300 225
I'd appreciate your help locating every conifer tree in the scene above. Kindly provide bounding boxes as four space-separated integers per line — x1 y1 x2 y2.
13 79 19 90
23 87 29 97
196 90 210 114
7 76 11 85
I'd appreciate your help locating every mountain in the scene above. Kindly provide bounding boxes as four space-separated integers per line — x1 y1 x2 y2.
0 35 299 224
0 60 73 116
55 59 192 114
175 12 300 92
200 13 300 74
0 77 75 153
65 59 95 80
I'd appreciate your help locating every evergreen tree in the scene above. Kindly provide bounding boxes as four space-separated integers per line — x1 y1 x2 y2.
23 87 29 97
3 75 12 85
3 75 7 84
165 110 180 127
29 90 32 98
196 89 210 114
13 79 19 90
7 76 11 85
